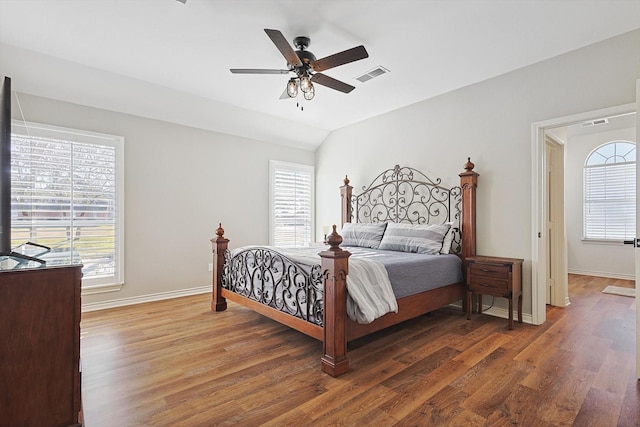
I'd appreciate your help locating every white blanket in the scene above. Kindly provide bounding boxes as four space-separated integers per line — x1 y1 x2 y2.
233 245 398 324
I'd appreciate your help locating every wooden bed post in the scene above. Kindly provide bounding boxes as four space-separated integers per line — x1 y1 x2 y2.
340 176 352 227
459 158 479 259
211 223 229 312
319 225 351 377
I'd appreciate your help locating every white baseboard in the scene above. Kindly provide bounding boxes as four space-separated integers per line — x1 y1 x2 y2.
448 302 533 325
82 285 210 312
481 305 533 325
567 269 635 281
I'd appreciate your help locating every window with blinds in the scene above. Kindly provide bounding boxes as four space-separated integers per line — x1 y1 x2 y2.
11 121 124 289
583 140 636 241
269 161 314 247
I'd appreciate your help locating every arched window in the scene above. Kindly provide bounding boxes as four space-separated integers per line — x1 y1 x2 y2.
584 140 636 240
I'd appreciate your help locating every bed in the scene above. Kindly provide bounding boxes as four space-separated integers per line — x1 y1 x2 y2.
211 158 479 377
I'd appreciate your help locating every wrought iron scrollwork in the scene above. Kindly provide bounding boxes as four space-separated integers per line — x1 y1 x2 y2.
222 247 324 326
352 165 463 253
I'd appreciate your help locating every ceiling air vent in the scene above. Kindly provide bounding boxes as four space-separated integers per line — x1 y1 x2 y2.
581 118 609 128
355 66 389 83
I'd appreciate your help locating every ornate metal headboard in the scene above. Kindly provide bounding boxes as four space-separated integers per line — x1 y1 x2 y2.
342 164 463 253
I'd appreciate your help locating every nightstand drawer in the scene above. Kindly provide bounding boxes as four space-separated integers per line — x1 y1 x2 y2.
468 263 510 279
468 276 509 294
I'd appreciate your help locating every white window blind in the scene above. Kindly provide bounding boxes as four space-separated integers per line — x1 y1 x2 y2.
269 161 314 247
583 141 636 241
11 121 124 289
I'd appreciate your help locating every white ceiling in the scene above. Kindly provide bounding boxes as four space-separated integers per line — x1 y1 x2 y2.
1 0 640 150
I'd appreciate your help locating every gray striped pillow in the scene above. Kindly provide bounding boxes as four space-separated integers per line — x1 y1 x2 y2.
340 222 387 249
379 223 451 254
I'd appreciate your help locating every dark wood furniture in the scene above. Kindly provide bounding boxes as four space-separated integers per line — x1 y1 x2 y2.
0 265 83 427
465 255 523 330
212 158 479 377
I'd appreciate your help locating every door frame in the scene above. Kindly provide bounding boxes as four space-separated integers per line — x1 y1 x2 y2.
531 102 636 325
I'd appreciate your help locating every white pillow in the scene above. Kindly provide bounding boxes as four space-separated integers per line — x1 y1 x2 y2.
340 222 387 249
379 222 451 254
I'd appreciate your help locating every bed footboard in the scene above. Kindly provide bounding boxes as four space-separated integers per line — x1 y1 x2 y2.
223 247 324 325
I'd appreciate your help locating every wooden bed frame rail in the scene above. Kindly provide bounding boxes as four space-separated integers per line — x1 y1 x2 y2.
212 158 478 377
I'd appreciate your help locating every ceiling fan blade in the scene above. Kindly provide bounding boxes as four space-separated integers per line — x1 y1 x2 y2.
311 45 369 72
264 29 303 68
230 68 290 74
311 73 355 94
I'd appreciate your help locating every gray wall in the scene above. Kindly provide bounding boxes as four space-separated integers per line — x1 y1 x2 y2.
316 29 640 317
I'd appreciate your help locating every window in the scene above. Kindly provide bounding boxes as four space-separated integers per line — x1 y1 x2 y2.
269 161 314 247
583 140 636 241
11 121 124 290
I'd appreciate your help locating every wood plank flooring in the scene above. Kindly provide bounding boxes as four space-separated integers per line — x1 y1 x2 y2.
80 274 639 426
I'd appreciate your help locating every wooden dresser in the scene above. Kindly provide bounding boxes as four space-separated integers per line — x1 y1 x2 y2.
0 264 83 427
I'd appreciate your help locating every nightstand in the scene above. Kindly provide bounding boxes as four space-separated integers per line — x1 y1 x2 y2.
466 256 523 330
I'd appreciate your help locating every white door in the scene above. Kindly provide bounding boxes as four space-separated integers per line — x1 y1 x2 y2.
546 141 554 305
545 136 568 307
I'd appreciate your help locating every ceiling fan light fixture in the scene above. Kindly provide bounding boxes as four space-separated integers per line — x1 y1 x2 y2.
303 85 315 100
231 29 368 108
300 75 312 93
286 78 298 98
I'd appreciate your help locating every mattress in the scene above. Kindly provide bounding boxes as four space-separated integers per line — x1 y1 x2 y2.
345 246 464 298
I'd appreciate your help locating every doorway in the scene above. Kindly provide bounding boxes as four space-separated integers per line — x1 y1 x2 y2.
531 103 637 325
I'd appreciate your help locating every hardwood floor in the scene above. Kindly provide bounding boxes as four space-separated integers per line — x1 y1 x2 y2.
80 274 638 426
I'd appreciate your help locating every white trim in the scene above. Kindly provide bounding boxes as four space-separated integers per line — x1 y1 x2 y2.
567 268 635 281
480 306 534 326
81 285 210 312
581 239 628 245
81 283 124 296
11 119 125 289
531 122 546 325
12 120 122 145
448 303 534 325
531 103 636 326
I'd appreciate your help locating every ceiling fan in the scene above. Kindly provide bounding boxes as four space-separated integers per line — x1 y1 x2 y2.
230 29 369 104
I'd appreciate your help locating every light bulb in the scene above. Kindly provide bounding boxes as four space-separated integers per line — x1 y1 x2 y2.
300 75 312 93
303 84 315 100
286 79 298 98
